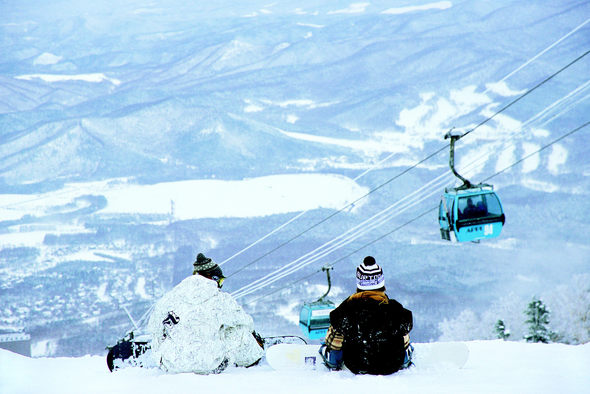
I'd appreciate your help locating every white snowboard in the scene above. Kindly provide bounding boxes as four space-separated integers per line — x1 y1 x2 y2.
265 344 325 371
265 342 470 371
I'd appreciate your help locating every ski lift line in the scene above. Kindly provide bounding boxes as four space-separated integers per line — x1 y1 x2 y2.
518 79 590 128
122 305 140 331
521 86 590 139
232 109 568 299
231 178 454 298
229 185 435 298
485 17 590 92
246 269 322 307
522 79 590 128
233 110 554 299
237 116 590 301
447 54 590 184
229 195 412 298
237 189 441 299
445 83 586 184
538 92 590 129
236 93 585 299
224 147 447 279
231 194 430 298
462 49 590 141
351 151 400 182
243 207 437 307
229 49 590 279
225 146 449 280
481 81 590 168
219 151 401 267
219 210 308 267
483 119 590 183
230 174 454 298
248 209 437 306
232 169 452 293
232 185 446 299
223 22 590 269
454 81 590 181
242 120 590 306
230 173 453 298
476 83 590 176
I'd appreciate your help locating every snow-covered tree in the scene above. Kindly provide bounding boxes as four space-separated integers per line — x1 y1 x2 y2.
484 293 527 341
524 297 553 343
438 309 488 341
437 278 590 345
544 274 590 344
438 293 528 342
494 319 510 340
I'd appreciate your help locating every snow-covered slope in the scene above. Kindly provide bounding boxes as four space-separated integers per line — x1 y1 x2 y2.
1 0 589 357
2 341 589 394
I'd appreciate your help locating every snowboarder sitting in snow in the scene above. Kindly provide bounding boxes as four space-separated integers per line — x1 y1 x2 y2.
147 252 263 374
321 256 413 375
193 252 265 349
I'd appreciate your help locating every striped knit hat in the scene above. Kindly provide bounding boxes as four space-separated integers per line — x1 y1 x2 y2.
356 256 385 291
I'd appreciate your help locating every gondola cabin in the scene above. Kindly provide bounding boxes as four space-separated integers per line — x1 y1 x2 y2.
299 266 335 339
299 300 335 340
439 185 505 242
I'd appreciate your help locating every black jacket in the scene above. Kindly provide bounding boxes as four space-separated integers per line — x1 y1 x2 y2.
329 290 413 375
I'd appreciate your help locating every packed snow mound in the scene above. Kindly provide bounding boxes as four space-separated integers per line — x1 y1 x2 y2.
147 275 263 374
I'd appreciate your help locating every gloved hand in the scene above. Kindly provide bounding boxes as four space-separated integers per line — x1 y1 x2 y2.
319 343 343 370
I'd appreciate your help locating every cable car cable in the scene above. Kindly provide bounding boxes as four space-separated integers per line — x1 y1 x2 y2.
233 91 588 299
218 150 402 267
232 86 590 299
225 148 447 279
230 173 451 298
220 20 589 269
227 49 590 282
232 185 444 299
108 87 588 327
483 17 590 94
239 119 590 304
235 92 589 299
244 208 436 307
460 49 590 141
483 119 590 182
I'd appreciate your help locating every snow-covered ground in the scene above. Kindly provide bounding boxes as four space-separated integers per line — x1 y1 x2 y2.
2 0 589 367
2 341 589 394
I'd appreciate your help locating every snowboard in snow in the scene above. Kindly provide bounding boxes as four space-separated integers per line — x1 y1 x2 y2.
265 342 470 372
106 333 305 372
265 344 326 371
412 342 470 369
